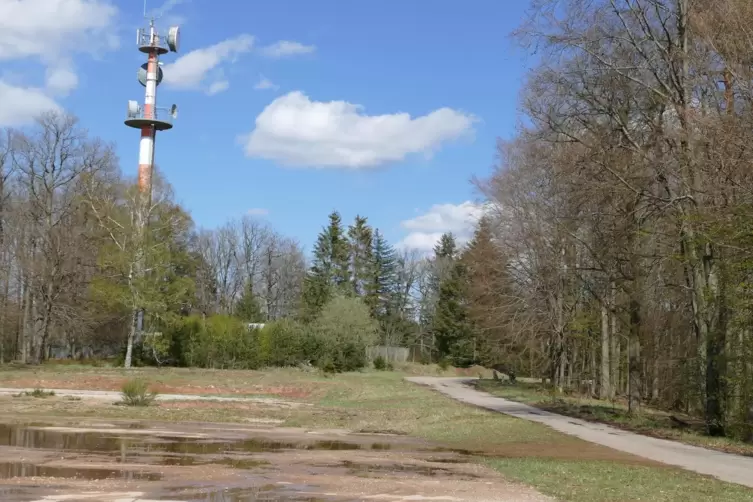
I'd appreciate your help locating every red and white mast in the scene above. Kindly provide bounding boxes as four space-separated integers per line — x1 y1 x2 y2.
126 19 180 197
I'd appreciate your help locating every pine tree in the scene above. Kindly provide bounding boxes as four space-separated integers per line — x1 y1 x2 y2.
366 229 398 320
432 257 475 367
348 215 373 296
300 211 351 320
235 280 264 322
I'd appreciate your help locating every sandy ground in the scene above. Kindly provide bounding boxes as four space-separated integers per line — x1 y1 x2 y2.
0 416 552 502
407 377 753 488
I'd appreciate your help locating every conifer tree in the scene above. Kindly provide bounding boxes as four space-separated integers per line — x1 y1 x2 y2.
348 215 373 296
366 229 398 320
235 280 264 322
300 211 351 320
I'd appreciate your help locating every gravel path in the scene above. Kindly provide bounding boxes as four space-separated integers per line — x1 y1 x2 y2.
406 376 753 488
0 387 307 407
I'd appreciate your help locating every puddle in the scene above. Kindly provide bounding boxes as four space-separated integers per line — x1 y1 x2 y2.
0 462 162 481
0 424 365 456
339 460 480 480
159 485 326 501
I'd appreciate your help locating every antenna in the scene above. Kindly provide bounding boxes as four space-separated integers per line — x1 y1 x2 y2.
167 26 180 53
143 0 147 18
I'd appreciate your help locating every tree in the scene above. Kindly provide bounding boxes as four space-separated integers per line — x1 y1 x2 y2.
234 280 264 322
348 215 373 296
300 211 350 320
365 229 397 320
433 246 475 367
85 171 194 368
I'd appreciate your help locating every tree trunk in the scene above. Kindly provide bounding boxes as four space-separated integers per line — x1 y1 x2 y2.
124 308 138 369
600 300 611 399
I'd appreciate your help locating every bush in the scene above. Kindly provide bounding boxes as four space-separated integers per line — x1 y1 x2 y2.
257 319 309 367
438 358 451 371
183 315 258 369
373 355 387 370
311 295 378 372
121 379 157 406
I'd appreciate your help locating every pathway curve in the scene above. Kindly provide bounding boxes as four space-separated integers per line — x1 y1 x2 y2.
406 376 753 488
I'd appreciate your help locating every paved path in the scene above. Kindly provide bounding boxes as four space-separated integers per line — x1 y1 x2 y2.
406 377 753 488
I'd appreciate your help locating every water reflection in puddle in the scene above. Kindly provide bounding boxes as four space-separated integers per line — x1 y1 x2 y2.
0 462 162 481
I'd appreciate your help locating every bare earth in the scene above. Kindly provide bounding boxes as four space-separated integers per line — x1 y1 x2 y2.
406 377 753 489
0 390 552 502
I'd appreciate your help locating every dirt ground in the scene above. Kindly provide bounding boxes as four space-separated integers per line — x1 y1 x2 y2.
0 414 552 502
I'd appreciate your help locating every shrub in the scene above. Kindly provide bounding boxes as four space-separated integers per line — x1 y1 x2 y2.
257 319 308 367
373 355 387 371
310 295 378 372
26 388 55 398
184 315 258 369
121 379 158 406
438 358 451 371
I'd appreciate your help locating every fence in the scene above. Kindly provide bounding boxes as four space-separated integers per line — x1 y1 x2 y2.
366 345 409 363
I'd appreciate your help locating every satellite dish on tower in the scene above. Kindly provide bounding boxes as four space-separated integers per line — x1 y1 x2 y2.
137 63 164 87
167 26 180 52
127 100 140 116
170 104 178 119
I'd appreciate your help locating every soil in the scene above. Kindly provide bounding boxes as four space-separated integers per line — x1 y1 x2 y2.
0 417 552 502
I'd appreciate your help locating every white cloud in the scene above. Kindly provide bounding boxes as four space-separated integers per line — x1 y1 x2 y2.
259 41 315 59
148 0 185 18
240 91 476 168
45 65 78 96
0 81 61 126
246 208 269 216
206 80 229 95
0 0 117 61
254 76 279 91
162 34 254 91
398 201 484 252
0 0 118 99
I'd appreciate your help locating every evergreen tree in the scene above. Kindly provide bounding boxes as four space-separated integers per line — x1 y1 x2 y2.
366 229 398 321
348 215 373 296
234 280 264 322
432 257 475 367
300 211 351 320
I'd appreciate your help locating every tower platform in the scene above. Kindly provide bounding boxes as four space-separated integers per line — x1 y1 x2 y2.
125 107 173 131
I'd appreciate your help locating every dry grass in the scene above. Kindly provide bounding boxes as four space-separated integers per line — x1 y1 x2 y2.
0 364 751 501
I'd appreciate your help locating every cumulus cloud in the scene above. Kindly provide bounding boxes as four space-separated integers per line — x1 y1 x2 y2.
163 34 254 91
259 41 315 59
254 76 279 91
0 81 61 126
45 66 78 96
240 91 476 168
206 80 230 95
398 201 484 252
0 0 118 105
0 0 117 61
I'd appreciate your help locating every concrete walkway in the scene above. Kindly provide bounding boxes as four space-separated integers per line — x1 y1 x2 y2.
407 377 753 488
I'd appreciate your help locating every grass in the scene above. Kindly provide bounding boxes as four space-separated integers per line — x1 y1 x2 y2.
0 363 751 501
120 378 158 406
476 379 753 457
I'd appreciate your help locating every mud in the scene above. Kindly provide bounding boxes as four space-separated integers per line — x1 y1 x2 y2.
0 420 552 502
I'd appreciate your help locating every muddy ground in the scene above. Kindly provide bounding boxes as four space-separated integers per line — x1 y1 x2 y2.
0 416 552 502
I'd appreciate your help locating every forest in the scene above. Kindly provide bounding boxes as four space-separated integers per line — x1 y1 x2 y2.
1 0 752 444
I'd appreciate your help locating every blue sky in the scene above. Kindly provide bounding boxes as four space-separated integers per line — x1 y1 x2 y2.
1 0 531 254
